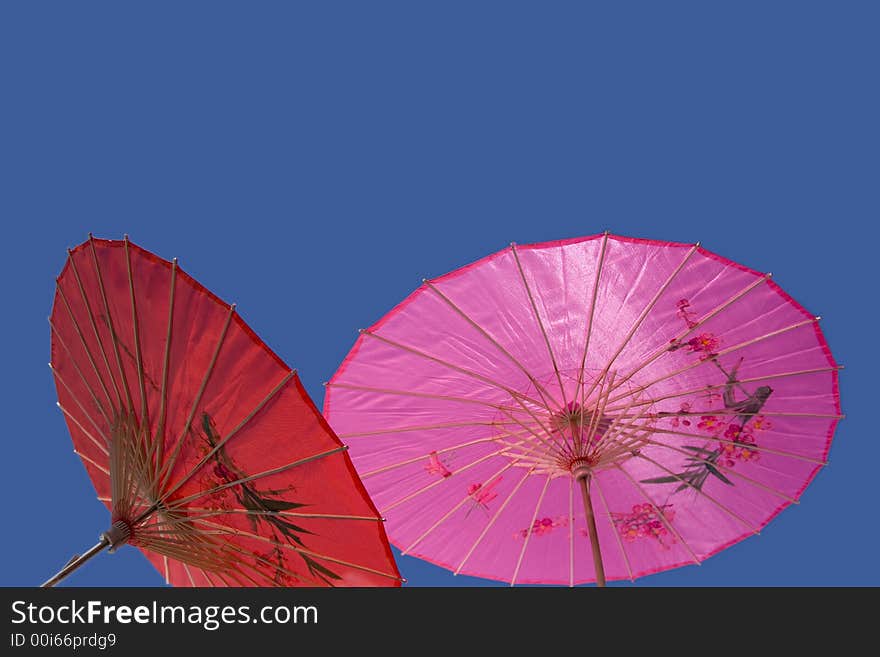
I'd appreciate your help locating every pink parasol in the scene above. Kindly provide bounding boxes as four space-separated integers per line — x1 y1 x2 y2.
324 233 841 586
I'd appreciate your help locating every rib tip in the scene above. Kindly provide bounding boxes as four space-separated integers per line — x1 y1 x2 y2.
88 232 94 239
603 229 611 235
694 241 702 247
838 364 845 370
421 278 427 283
814 315 822 321
400 577 407 583
765 272 773 278
123 234 130 242
509 241 517 247
55 401 61 407
172 257 178 264
230 303 237 310
380 517 387 522
341 444 350 451
322 381 328 387
358 328 366 334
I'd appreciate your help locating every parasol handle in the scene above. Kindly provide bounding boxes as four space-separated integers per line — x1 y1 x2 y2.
40 538 110 588
40 521 131 587
574 469 607 587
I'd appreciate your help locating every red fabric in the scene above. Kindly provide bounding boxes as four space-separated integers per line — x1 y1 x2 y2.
51 236 400 587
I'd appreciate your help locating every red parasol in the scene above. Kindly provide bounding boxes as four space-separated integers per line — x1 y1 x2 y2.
44 235 401 587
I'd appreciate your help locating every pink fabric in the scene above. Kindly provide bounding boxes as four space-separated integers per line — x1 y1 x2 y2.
325 234 840 584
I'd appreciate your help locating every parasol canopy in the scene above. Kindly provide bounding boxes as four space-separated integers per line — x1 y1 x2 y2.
325 233 841 585
46 235 401 587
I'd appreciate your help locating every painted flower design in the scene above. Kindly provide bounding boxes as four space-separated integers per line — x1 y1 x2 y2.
611 504 676 549
719 423 759 466
697 415 726 434
516 515 569 539
668 402 692 428
686 333 720 359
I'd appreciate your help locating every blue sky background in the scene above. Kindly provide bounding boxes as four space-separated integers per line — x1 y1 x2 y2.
1 2 876 586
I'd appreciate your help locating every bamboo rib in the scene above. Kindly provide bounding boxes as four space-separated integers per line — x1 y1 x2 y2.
62 249 121 409
640 438 801 504
49 321 111 426
592 475 634 581
634 453 759 533
511 244 569 412
615 464 701 565
603 318 819 408
511 474 552 586
423 280 561 410
455 468 533 574
609 274 771 395
574 232 610 408
88 235 135 414
158 304 236 489
359 329 549 411
602 365 843 413
580 244 699 412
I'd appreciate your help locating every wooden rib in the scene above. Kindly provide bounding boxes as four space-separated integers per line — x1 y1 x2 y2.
361 437 498 478
497 400 570 461
456 468 533 574
590 383 648 463
326 381 525 413
339 420 499 439
511 474 552 586
424 280 561 410
58 406 108 459
164 446 347 511
383 439 528 512
88 235 135 413
580 244 699 408
51 368 111 447
640 410 844 420
199 568 219 587
630 425 827 464
182 563 197 587
49 321 111 426
400 460 523 555
74 450 110 476
615 464 701 565
603 317 820 407
635 453 759 533
62 249 121 409
142 370 296 521
359 329 549 411
510 244 568 410
583 370 615 457
193 518 402 581
610 274 771 395
183 508 382 522
163 556 170 584
158 304 236 489
574 232 610 400
123 237 149 433
592 474 634 581
49 279 122 408
152 257 177 479
603 364 843 413
219 541 326 587
641 438 801 504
